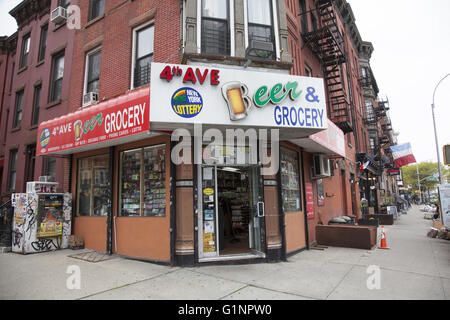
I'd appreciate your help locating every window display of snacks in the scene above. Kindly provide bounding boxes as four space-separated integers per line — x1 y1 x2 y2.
120 144 166 217
77 155 110 217
280 148 301 213
121 149 141 216
143 146 166 217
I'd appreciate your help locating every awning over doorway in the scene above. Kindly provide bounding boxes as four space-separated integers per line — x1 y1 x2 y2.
289 119 346 158
37 87 151 156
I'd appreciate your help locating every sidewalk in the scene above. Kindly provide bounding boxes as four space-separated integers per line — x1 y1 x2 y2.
0 205 448 300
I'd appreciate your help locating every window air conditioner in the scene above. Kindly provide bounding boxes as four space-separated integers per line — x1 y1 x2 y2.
51 7 68 24
311 154 331 179
246 39 274 58
83 92 99 107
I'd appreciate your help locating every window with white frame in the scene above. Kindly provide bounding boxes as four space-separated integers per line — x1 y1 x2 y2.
132 24 153 89
84 48 101 95
201 0 230 56
247 0 276 60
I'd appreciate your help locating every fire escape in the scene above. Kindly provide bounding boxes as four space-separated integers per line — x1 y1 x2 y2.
302 0 353 133
375 99 395 169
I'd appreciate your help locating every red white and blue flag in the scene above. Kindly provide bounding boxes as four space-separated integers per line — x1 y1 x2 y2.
390 143 417 167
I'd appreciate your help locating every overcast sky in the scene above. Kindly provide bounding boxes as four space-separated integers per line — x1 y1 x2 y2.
1 0 449 164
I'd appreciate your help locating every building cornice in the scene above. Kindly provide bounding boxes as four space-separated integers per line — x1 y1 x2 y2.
9 0 51 28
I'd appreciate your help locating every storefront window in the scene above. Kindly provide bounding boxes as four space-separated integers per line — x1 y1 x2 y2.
77 155 110 216
120 144 166 217
280 148 301 213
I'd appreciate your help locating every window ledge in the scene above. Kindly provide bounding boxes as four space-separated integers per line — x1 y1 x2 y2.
29 125 38 131
84 14 105 29
11 127 21 133
45 99 62 109
17 66 28 74
35 60 44 68
182 52 293 71
53 21 67 32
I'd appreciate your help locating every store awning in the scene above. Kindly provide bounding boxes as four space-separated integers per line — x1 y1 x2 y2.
37 87 153 156
289 119 346 158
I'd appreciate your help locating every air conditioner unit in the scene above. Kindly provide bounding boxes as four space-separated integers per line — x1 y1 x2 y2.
51 7 67 24
83 92 98 107
311 154 331 179
246 39 274 58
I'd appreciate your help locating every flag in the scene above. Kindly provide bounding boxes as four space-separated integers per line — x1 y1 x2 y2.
390 143 417 167
363 155 377 170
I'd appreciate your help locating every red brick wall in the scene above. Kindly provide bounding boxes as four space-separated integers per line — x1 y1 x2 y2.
69 0 181 112
1 0 75 194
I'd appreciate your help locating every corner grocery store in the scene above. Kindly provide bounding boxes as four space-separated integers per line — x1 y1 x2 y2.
37 62 345 266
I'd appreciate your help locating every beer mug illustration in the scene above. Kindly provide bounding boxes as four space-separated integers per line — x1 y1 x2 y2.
221 81 252 121
74 120 83 141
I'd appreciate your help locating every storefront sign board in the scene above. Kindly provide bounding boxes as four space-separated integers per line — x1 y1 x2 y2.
37 88 149 156
150 63 328 138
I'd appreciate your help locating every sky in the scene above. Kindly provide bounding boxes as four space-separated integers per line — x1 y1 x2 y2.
1 0 449 164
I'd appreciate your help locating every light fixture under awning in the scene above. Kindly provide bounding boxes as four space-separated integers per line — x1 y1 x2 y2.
289 119 346 158
37 87 151 156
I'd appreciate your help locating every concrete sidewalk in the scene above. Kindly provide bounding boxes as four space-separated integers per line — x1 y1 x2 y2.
0 205 448 300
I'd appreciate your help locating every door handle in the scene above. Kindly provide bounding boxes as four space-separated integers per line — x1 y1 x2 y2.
257 202 265 217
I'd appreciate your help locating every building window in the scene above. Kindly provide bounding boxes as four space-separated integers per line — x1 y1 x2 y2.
19 34 30 69
38 24 48 62
133 25 153 88
299 0 308 33
247 0 275 59
44 157 57 178
58 0 70 8
8 149 18 191
25 144 36 183
311 13 318 32
13 90 24 128
280 147 302 212
119 144 166 217
305 64 312 77
89 0 105 21
31 85 41 126
77 155 110 217
49 51 65 102
201 0 230 56
84 49 101 94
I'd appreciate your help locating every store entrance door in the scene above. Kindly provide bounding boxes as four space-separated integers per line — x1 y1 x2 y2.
199 165 265 261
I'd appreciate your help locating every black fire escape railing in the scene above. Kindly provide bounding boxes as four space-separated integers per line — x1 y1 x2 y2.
302 0 352 133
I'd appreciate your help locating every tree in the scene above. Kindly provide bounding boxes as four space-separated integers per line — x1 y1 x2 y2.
402 162 450 194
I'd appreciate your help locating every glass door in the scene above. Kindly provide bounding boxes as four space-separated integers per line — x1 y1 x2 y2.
199 165 219 258
248 165 265 255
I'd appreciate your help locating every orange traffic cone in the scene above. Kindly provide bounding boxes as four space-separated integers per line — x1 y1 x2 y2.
378 225 390 249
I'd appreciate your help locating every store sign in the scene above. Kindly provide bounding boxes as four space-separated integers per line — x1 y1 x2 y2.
305 182 314 219
388 168 400 176
150 63 328 135
37 88 149 156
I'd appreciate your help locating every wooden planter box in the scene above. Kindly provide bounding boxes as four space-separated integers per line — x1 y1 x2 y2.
362 214 394 225
316 224 377 250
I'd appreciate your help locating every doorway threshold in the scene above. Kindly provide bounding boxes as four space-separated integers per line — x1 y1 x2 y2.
199 252 266 263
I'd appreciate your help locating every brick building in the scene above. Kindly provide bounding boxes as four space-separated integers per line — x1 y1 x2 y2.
2 0 398 265
0 0 76 200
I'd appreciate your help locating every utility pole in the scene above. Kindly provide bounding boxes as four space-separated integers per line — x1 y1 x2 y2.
432 73 450 185
416 164 422 204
